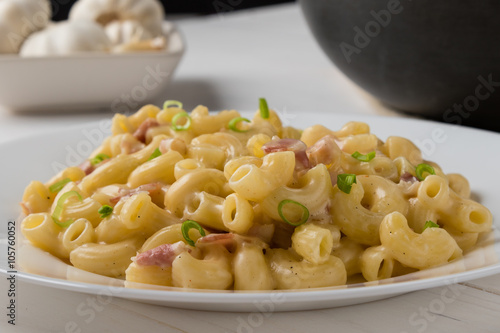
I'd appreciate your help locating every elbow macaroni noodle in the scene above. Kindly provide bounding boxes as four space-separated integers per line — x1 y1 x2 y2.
19 101 493 289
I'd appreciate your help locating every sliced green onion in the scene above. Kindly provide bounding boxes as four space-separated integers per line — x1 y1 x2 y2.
337 173 357 194
148 148 162 161
171 112 192 131
278 199 310 226
415 163 435 181
352 151 376 162
49 178 71 193
259 98 269 119
423 220 440 230
98 205 113 219
181 220 206 247
228 117 251 132
163 100 183 109
90 153 110 166
52 191 83 228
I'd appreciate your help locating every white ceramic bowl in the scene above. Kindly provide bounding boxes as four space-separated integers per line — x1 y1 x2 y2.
0 22 184 112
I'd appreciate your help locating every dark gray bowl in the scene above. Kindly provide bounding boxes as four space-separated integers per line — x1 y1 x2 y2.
300 0 500 130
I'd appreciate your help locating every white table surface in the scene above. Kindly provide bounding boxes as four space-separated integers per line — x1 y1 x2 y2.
1 3 499 333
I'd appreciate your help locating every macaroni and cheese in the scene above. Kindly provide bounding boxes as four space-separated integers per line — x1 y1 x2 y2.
19 100 493 290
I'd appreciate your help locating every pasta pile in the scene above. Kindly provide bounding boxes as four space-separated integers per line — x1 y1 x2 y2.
20 100 493 290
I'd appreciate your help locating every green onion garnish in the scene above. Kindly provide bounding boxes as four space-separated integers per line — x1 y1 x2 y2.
352 151 376 162
228 117 251 132
171 112 192 131
259 98 269 119
90 153 110 166
52 191 82 228
163 100 183 109
415 163 435 181
98 205 113 218
181 220 206 247
148 148 162 161
49 178 71 193
278 199 310 226
423 220 439 230
337 174 357 194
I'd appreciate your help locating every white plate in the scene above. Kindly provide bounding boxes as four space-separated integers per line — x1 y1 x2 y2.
0 22 184 113
1 113 499 312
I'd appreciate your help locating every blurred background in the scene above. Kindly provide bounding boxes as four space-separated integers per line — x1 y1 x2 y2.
3 0 494 131
51 0 296 20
